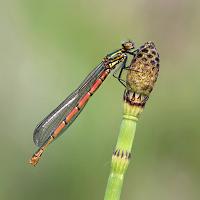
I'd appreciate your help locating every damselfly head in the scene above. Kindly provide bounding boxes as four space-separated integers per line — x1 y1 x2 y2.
122 40 135 51
126 41 160 96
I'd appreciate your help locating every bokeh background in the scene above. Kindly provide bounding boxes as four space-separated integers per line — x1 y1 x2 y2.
1 0 200 199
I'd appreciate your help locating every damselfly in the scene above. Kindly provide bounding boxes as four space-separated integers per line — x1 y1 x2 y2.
29 41 135 166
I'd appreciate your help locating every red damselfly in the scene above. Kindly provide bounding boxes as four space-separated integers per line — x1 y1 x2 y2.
29 41 135 166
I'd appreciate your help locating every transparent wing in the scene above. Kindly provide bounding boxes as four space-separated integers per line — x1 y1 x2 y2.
33 62 106 147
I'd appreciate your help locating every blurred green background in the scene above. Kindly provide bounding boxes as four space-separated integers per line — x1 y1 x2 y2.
1 0 200 199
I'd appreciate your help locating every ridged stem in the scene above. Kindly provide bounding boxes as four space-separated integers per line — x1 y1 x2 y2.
104 102 143 200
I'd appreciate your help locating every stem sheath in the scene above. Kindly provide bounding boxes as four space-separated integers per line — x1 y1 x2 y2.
104 102 142 200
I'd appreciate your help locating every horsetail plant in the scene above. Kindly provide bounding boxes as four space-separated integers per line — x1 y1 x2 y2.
104 41 160 200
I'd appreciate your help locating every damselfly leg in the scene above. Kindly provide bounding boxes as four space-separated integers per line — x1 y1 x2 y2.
113 49 138 87
113 57 127 87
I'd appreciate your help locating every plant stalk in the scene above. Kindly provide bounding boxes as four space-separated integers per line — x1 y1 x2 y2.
104 41 160 200
104 101 143 200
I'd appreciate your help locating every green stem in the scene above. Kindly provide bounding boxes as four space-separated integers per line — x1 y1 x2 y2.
104 102 143 200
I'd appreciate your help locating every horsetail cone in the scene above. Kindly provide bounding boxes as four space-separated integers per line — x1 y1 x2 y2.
125 41 160 109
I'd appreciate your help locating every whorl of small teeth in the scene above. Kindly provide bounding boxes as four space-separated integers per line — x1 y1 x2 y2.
124 90 148 107
126 41 160 96
112 149 131 174
113 149 131 160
